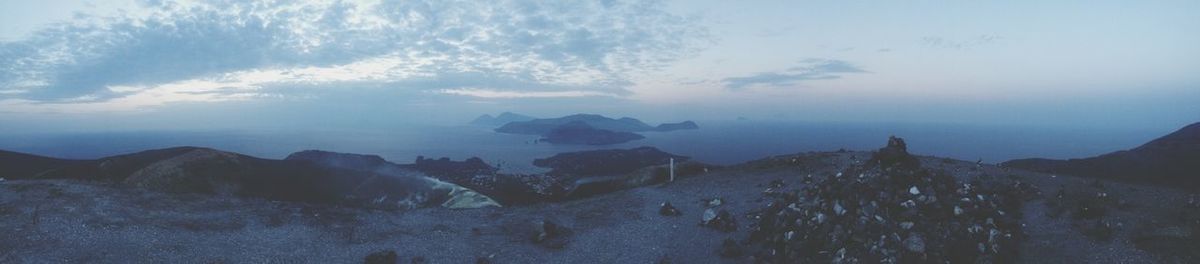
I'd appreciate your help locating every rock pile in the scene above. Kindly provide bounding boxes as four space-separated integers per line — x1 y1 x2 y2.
869 136 920 169
741 137 1036 263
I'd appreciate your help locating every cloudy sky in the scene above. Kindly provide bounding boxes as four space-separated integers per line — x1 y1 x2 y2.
1 0 1197 132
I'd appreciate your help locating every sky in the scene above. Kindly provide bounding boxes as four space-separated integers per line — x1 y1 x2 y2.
0 0 1197 133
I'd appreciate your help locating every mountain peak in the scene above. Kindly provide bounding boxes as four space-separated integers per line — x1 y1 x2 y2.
1004 121 1200 188
1135 122 1200 151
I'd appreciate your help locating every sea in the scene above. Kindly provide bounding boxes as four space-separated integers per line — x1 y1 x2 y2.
0 120 1166 174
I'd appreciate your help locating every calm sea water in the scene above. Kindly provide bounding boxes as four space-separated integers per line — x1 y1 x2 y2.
0 121 1165 174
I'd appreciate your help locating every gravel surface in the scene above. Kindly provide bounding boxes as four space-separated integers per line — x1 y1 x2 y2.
0 151 1193 263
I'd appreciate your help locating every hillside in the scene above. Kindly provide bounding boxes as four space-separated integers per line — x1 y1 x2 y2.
0 150 81 180
9 147 498 209
1003 122 1200 188
534 146 688 177
3 138 1196 263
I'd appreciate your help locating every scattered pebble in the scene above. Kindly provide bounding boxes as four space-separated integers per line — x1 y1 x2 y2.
707 198 723 207
659 202 682 216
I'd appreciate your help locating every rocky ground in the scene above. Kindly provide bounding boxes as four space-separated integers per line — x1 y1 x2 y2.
1 144 1197 263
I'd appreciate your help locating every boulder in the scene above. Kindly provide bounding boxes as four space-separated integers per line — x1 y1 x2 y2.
364 250 398 264
701 209 737 232
903 234 926 253
659 202 682 216
531 220 572 249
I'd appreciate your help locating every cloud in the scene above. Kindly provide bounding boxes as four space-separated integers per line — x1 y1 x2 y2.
921 35 1001 50
0 0 706 112
437 88 619 98
755 26 796 38
722 59 866 90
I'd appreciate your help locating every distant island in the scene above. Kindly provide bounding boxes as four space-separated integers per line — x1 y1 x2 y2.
654 121 700 131
469 112 536 126
484 113 698 145
538 121 645 145
494 113 697 135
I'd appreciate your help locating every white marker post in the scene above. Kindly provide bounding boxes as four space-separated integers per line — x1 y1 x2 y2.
669 158 675 182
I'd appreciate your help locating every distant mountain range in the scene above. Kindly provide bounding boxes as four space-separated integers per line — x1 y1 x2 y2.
1004 122 1200 189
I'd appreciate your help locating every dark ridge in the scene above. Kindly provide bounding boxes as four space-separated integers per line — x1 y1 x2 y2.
8 147 494 209
533 146 709 200
411 156 499 178
35 146 207 181
1003 122 1200 189
286 150 390 170
0 149 82 180
534 146 688 176
31 147 360 203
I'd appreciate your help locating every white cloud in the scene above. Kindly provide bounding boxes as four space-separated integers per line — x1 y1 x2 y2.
0 0 707 113
438 88 619 98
